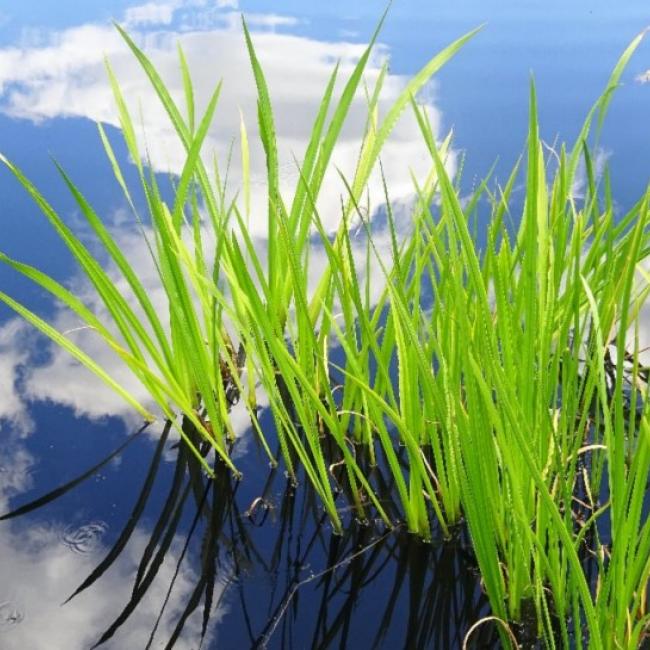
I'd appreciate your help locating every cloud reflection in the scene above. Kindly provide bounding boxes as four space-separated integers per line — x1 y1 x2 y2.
0 442 223 649
0 0 453 426
0 321 35 435
0 0 448 235
635 70 650 84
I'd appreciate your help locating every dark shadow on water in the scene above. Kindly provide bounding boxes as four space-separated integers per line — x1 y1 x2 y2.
0 415 504 649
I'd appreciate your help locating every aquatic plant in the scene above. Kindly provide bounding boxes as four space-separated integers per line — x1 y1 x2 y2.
0 14 476 528
1 13 650 649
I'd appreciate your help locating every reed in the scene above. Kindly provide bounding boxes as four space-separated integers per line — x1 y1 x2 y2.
1 15 649 648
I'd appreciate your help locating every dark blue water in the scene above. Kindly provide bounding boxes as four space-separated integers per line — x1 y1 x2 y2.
0 1 649 647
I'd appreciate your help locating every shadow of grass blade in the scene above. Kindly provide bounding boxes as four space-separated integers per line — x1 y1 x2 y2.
134 438 189 593
90 480 192 649
64 421 172 604
0 423 149 521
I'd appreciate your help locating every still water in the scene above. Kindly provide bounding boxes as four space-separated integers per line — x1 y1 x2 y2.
0 1 649 647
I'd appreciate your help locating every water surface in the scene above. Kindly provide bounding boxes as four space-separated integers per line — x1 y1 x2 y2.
0 1 649 647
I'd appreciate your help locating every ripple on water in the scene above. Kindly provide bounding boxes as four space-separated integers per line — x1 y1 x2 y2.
0 602 24 632
60 521 108 554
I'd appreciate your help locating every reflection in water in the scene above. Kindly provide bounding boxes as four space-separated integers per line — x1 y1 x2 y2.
0 0 449 235
1 415 501 649
636 70 650 84
0 320 35 435
0 601 24 632
3 3 646 648
0 0 455 431
0 425 220 649
245 521 494 649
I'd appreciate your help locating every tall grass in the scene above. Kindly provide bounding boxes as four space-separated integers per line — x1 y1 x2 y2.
1 15 649 648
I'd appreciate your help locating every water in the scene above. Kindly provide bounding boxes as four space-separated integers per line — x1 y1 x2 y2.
0 415 499 648
0 1 649 647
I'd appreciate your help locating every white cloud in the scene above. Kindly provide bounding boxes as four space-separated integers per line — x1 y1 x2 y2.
19 225 165 425
338 29 360 39
0 2 455 427
635 69 650 84
124 0 240 29
223 12 300 30
570 146 610 201
0 320 34 436
0 441 226 648
0 7 449 236
0 445 33 513
4 199 435 427
124 2 180 27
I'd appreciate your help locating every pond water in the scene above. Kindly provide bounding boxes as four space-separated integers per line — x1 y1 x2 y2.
0 1 649 648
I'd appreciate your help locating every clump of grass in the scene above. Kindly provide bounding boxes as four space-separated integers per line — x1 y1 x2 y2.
0 15 476 487
1 14 650 648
